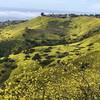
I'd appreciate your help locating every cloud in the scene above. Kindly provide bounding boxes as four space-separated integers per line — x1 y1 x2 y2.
91 3 100 9
0 10 40 18
0 10 41 21
89 3 100 13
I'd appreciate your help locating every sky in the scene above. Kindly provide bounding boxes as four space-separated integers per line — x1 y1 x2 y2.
0 0 100 13
0 0 100 21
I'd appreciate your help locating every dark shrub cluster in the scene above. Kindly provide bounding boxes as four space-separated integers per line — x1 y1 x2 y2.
0 57 17 69
32 53 41 61
25 54 30 60
4 61 17 69
80 62 90 70
23 48 35 54
39 59 54 66
0 57 15 63
42 47 52 52
56 52 69 58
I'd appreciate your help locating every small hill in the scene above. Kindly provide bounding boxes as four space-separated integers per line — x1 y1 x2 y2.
0 16 100 99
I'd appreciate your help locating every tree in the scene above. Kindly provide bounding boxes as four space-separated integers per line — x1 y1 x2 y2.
41 12 45 16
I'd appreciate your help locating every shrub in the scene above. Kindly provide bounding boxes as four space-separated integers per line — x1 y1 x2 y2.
40 59 53 66
4 62 17 69
75 52 80 55
42 47 52 52
87 43 94 46
32 53 41 61
29 48 35 53
25 27 32 33
56 52 69 58
25 54 30 60
80 62 90 70
12 47 23 55
1 70 5 74
45 55 54 59
0 57 15 63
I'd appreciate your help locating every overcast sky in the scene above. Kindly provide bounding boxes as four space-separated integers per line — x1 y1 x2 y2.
0 0 100 13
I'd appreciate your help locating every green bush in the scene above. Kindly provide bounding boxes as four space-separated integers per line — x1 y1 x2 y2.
40 59 53 66
32 53 41 61
56 52 69 58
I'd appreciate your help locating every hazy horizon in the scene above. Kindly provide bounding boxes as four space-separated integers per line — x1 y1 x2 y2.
0 0 100 21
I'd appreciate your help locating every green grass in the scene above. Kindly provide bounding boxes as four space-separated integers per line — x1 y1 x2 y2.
0 16 100 99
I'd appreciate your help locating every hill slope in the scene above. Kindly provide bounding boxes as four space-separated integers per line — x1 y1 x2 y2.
0 16 100 99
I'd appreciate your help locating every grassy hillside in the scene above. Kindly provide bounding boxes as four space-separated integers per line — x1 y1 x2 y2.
0 16 100 99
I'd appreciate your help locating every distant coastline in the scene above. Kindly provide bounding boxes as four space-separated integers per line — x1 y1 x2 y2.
0 8 100 22
0 10 41 22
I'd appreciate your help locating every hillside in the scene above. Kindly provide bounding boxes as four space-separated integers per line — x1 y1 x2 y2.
0 16 100 99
